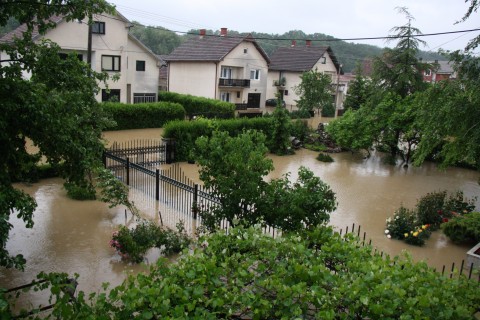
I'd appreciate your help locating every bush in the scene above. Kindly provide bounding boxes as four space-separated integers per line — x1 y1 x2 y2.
316 153 334 162
416 191 447 229
110 220 190 263
158 91 235 119
64 181 96 200
102 101 185 130
321 103 336 117
385 206 417 240
288 109 311 119
289 119 311 142
163 117 275 161
386 190 475 246
442 212 480 244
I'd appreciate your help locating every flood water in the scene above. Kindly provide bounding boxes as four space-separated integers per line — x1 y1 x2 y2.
1 122 480 305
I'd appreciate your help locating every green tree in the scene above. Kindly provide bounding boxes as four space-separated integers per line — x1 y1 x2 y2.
343 62 371 110
413 55 480 169
411 2 480 170
328 8 425 164
0 0 113 269
268 95 292 155
194 130 274 229
129 22 181 55
294 68 333 115
371 7 430 98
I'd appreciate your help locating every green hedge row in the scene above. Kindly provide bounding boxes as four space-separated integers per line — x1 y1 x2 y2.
158 91 235 119
163 118 274 161
102 102 185 130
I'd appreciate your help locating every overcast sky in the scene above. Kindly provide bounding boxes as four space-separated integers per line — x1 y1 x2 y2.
109 0 479 53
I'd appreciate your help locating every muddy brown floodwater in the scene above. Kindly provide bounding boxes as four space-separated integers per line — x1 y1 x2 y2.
1 122 480 308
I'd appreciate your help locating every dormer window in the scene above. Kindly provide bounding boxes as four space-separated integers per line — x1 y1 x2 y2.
320 56 326 64
92 21 105 34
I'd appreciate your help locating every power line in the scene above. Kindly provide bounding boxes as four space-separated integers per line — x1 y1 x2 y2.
99 13 480 44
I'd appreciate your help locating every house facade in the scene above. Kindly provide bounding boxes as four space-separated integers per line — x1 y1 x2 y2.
423 60 456 83
267 42 343 113
0 11 160 104
165 28 270 112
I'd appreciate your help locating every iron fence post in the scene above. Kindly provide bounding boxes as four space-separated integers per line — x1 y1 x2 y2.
193 184 199 219
126 157 130 186
155 169 160 201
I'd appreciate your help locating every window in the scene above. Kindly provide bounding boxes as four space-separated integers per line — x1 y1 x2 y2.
133 93 156 103
284 90 289 96
58 53 83 61
102 55 121 71
92 21 105 34
102 89 120 102
220 92 230 102
320 56 326 64
220 67 232 79
424 69 431 76
250 69 260 80
136 60 145 71
244 48 248 54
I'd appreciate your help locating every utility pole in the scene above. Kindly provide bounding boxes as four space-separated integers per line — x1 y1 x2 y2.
335 64 342 118
87 13 92 67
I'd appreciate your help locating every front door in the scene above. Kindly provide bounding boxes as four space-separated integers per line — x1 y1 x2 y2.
247 93 261 108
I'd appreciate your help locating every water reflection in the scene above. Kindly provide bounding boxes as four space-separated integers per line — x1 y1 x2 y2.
1 127 479 301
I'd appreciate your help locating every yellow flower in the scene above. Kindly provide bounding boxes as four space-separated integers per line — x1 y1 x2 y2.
413 232 419 237
404 233 409 238
418 229 422 233
422 225 427 230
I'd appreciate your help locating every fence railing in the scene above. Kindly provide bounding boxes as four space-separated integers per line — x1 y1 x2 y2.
103 142 478 280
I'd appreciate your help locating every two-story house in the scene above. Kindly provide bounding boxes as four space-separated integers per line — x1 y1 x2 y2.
165 28 270 112
0 11 160 104
267 41 342 112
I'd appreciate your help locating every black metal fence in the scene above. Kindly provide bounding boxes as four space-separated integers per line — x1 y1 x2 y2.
103 141 478 280
106 139 167 166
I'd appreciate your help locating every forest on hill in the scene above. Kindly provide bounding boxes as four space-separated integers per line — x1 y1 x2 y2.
130 24 446 73
0 18 445 73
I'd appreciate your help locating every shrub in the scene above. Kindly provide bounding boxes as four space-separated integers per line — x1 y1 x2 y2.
403 224 432 246
416 191 447 229
316 153 334 162
64 181 96 200
110 220 190 263
442 212 480 244
385 206 417 240
288 109 311 119
305 143 328 152
102 101 185 130
321 103 336 117
163 117 274 161
289 119 311 142
158 91 235 119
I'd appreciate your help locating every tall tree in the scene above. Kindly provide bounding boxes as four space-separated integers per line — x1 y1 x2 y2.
294 69 333 116
343 62 371 111
412 1 480 169
0 0 113 269
372 7 430 98
328 8 426 163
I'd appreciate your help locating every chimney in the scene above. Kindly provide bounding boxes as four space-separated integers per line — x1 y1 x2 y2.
291 40 296 47
306 39 312 47
220 27 227 36
199 29 206 38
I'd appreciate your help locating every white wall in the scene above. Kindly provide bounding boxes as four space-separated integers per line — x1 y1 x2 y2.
168 62 217 98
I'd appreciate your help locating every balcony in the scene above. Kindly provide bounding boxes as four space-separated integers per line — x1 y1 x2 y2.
218 78 250 88
274 77 286 88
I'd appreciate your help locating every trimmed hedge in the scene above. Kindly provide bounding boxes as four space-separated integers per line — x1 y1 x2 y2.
163 117 274 161
102 102 185 130
158 91 235 119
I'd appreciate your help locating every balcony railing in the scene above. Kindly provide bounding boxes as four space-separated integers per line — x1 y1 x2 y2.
219 78 250 88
